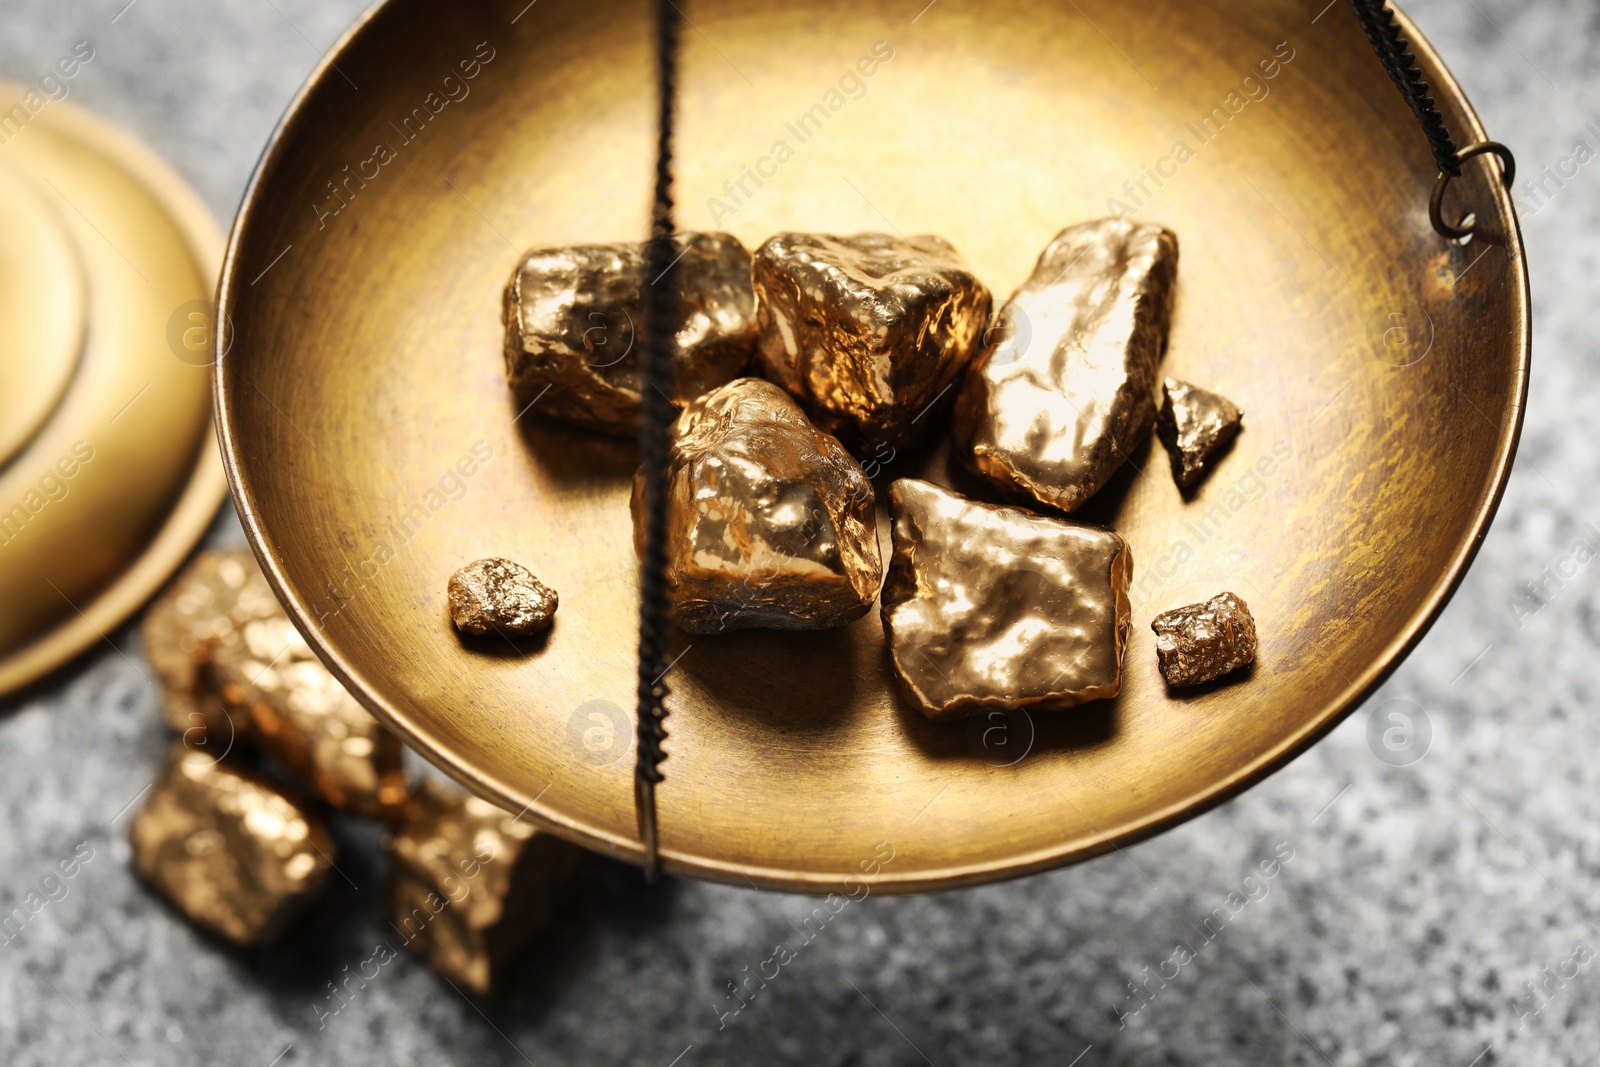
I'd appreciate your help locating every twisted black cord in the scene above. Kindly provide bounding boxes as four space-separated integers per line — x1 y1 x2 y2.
1346 0 1461 176
634 0 681 879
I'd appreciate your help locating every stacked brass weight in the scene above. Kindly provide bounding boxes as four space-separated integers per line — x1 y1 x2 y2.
503 232 757 435
953 218 1179 513
1157 378 1243 489
391 779 582 995
1151 592 1257 687
144 548 408 818
881 479 1133 719
631 377 882 633
130 744 334 946
752 232 992 450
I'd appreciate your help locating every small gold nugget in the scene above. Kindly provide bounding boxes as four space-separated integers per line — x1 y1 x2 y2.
1158 378 1243 489
632 378 881 634
503 232 756 435
447 558 558 636
881 479 1132 720
1151 592 1257 687
208 615 410 818
142 548 281 740
391 779 581 995
130 744 334 947
753 232 992 450
953 218 1179 513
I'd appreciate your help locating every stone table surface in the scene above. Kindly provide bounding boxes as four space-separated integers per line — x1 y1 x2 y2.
2 1 1596 1064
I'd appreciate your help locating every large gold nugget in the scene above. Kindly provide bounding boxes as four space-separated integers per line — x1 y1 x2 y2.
882 479 1133 720
1151 592 1257 687
753 232 992 450
141 549 284 742
953 218 1179 513
207 614 409 819
1157 378 1243 488
391 779 581 995
130 745 334 947
630 378 881 634
503 232 756 435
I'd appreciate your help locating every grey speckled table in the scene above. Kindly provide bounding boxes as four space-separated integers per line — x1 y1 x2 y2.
2 1 1596 1064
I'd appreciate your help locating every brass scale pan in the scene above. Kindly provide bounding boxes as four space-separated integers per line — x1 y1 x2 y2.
215 0 1528 893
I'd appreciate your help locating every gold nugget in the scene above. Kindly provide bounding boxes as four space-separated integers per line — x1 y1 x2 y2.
953 218 1179 513
1158 378 1243 488
391 779 581 995
753 232 991 450
208 615 409 819
632 378 881 634
503 232 756 435
881 479 1132 719
447 558 558 636
130 744 334 946
142 548 281 742
1151 592 1257 687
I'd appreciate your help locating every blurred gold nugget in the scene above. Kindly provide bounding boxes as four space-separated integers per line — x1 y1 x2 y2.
954 218 1179 513
130 745 334 947
391 779 582 995
208 614 409 818
1158 377 1243 488
881 479 1133 720
447 558 558 636
753 232 991 450
631 377 881 633
503 232 757 435
142 548 280 740
145 549 407 818
1151 591 1257 687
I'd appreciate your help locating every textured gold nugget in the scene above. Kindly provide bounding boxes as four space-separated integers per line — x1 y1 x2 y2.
142 548 281 740
953 218 1179 513
1151 592 1257 687
631 377 881 634
447 558 558 636
504 232 756 435
1158 378 1243 488
208 615 409 818
753 232 991 450
391 779 581 995
130 745 333 946
881 479 1132 720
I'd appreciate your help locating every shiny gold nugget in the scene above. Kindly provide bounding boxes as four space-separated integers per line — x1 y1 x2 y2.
881 479 1132 720
953 218 1179 513
632 378 881 633
753 232 991 450
1151 592 1257 687
208 615 409 819
142 548 281 740
130 744 333 947
447 558 558 636
1158 378 1243 488
503 232 756 435
391 779 581 995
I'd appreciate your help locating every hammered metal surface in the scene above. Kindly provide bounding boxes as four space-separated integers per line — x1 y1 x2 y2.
752 232 991 450
1151 592 1258 687
631 377 880 633
1158 378 1244 489
129 744 334 947
881 479 1132 720
447 558 558 636
953 218 1179 514
503 232 755 435
391 779 582 995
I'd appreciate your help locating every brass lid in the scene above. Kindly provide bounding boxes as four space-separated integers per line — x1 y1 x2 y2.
0 84 227 696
